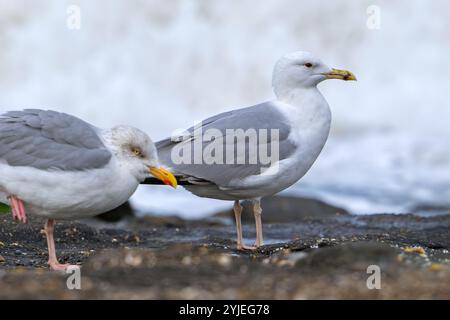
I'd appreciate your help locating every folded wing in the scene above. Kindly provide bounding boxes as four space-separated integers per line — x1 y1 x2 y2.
0 109 111 171
155 102 298 187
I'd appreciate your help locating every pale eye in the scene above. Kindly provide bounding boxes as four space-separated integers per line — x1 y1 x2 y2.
304 63 313 68
131 147 142 157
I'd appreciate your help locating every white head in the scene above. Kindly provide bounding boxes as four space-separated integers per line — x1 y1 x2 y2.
107 125 177 187
272 51 356 99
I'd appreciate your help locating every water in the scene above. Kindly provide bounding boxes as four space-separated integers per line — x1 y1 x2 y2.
0 0 449 217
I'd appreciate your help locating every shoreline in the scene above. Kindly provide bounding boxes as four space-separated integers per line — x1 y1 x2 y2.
0 199 449 299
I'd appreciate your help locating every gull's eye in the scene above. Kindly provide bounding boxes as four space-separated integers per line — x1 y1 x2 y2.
131 147 142 157
304 63 313 68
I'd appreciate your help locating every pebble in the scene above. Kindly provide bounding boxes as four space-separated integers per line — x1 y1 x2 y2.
216 254 232 267
124 253 143 267
429 263 444 272
403 246 427 257
181 256 192 265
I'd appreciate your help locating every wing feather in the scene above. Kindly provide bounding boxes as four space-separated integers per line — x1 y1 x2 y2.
156 102 297 186
0 109 111 171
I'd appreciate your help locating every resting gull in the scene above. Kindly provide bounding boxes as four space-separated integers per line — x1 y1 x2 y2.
0 109 177 270
145 51 356 250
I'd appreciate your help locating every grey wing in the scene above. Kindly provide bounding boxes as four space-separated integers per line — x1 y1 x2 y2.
0 109 112 170
156 102 297 186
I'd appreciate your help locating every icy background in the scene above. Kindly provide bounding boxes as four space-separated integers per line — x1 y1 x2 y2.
0 0 449 217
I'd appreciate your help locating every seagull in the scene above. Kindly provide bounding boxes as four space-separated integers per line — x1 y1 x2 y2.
0 109 177 270
144 51 356 250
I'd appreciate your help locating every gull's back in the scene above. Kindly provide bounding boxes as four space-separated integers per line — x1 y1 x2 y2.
0 109 111 171
155 102 303 199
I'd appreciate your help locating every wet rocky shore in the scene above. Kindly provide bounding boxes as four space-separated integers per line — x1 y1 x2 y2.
0 196 449 299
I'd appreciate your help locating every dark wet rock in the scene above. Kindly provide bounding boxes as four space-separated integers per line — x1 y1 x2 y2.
0 210 449 299
215 196 349 223
410 203 450 216
95 201 134 222
128 214 226 229
131 215 187 228
294 242 399 270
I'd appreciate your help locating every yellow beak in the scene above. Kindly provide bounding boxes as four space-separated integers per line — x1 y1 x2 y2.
149 166 178 188
323 68 357 81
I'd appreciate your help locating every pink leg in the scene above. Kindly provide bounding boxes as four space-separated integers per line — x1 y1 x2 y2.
8 196 18 220
44 219 72 271
253 200 264 248
7 195 27 224
17 199 27 223
234 201 256 251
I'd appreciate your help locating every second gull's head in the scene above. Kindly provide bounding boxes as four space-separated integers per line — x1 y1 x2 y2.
106 125 177 187
272 51 356 99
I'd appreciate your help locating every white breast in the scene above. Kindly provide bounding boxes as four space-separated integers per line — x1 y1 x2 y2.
222 90 332 199
0 156 140 220
280 93 332 182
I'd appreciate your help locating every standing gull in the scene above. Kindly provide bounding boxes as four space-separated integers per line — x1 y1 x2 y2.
145 51 356 250
0 109 177 270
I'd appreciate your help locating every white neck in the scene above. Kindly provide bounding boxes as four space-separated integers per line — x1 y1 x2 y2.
273 85 332 185
276 86 330 121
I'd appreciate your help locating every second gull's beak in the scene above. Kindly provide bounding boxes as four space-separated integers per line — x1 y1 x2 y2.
149 166 178 188
323 68 357 81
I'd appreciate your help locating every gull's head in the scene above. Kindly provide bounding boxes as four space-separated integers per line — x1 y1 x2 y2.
107 126 177 188
272 51 356 98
